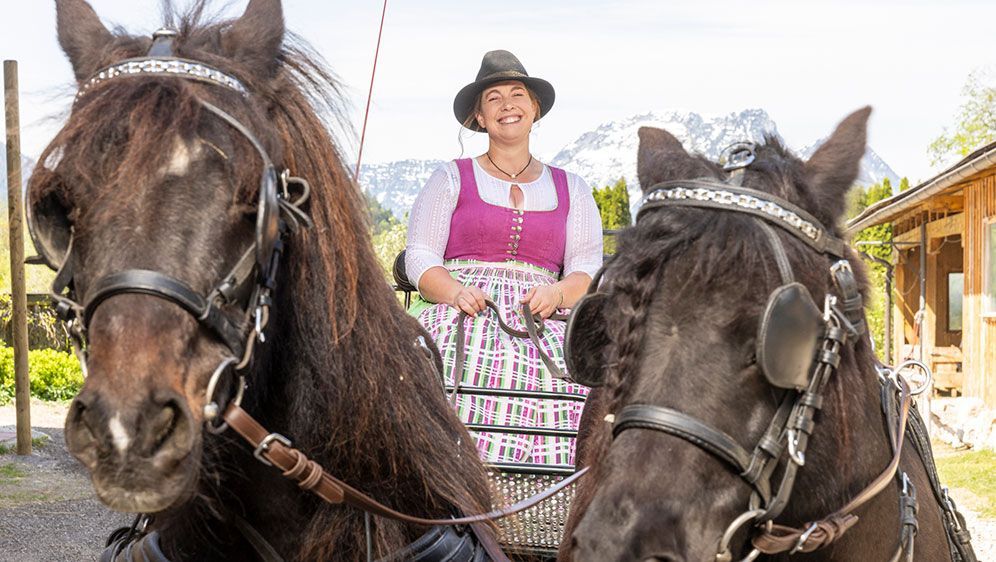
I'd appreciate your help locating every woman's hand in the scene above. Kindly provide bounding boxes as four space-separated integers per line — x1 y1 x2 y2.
522 284 563 319
450 285 488 317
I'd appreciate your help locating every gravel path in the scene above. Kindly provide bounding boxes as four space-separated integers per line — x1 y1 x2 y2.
1 402 993 560
0 423 130 562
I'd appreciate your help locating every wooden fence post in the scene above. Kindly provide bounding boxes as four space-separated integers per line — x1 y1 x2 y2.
4 60 32 456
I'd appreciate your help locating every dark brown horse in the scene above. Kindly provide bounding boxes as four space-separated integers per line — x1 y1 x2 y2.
29 0 498 559
559 109 973 561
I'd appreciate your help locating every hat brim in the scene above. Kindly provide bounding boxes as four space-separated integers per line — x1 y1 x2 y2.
453 72 555 132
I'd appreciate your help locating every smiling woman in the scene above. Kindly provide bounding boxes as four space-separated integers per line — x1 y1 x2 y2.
404 50 602 478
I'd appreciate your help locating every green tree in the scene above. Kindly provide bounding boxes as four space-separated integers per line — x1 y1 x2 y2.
365 192 399 235
592 178 631 253
847 178 907 358
371 221 408 283
928 67 996 168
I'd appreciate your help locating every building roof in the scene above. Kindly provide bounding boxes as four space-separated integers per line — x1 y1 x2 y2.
846 140 996 235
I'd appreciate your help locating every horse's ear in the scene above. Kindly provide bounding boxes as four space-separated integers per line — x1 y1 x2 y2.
56 0 114 82
637 126 711 191
222 0 285 79
804 107 872 222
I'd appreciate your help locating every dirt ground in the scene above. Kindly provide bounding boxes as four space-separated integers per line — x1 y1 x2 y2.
0 401 130 561
1 401 993 561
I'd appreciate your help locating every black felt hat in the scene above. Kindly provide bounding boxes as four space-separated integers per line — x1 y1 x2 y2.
453 50 555 132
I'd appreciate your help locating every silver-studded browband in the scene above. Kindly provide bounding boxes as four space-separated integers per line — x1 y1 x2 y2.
76 57 248 102
636 179 849 259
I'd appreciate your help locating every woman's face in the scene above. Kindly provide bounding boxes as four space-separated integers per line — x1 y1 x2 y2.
475 80 539 142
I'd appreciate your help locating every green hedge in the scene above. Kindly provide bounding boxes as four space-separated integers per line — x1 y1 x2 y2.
0 345 84 404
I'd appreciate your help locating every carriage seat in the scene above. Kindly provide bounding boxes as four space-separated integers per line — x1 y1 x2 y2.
393 250 418 294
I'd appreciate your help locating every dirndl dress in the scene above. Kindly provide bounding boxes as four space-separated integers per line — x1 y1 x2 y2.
410 260 589 468
408 158 594 549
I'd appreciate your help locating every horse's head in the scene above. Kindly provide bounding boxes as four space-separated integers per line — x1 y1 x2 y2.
569 108 873 561
31 0 289 513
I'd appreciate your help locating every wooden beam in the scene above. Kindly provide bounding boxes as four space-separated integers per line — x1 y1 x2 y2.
894 228 921 245
926 212 964 240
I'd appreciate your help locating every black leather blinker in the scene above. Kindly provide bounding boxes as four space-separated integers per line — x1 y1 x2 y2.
564 292 611 387
757 283 823 390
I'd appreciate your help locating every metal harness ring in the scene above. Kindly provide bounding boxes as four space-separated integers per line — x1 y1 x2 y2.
204 357 243 434
716 509 765 562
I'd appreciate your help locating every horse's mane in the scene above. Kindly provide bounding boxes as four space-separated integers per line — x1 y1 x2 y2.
32 2 493 557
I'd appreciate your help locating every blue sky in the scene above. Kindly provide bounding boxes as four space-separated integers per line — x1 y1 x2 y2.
2 0 995 184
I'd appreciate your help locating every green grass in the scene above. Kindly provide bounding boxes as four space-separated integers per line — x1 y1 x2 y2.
0 462 26 480
0 436 50 455
936 449 996 517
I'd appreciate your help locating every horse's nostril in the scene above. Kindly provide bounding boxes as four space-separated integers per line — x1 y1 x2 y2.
151 403 178 448
65 394 101 464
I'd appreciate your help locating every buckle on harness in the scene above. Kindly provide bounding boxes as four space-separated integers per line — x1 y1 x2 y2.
254 433 292 466
790 522 819 554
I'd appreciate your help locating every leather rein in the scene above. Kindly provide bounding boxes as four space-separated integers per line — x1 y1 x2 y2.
451 300 571 402
609 164 932 560
45 32 587 562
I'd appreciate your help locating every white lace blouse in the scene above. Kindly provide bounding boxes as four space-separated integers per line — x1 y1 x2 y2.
405 159 603 288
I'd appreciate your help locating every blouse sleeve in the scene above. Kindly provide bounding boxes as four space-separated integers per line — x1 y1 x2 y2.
405 163 459 289
563 173 603 278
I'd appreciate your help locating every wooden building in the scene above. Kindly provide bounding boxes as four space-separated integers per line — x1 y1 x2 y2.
848 142 996 408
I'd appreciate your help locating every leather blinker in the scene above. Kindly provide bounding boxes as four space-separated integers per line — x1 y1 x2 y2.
564 292 611 387
756 283 823 390
255 165 280 271
26 191 73 271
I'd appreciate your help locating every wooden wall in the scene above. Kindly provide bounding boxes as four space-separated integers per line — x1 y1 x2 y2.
963 170 996 407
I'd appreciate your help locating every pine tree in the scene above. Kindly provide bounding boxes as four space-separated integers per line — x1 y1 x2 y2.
592 178 631 253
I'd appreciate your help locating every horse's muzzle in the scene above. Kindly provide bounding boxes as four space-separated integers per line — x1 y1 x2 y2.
65 385 198 512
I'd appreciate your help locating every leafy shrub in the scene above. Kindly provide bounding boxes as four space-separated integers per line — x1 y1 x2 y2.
0 345 84 404
0 347 12 404
28 348 84 401
0 294 72 352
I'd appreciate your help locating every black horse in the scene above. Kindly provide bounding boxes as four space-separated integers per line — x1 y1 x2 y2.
29 0 505 559
560 109 976 561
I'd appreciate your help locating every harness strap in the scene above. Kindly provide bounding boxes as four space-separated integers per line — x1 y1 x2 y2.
222 403 587 528
613 405 769 502
752 379 913 554
83 269 247 355
756 221 794 284
883 375 978 562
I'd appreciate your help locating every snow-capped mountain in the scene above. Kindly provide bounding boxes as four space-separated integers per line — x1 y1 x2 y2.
0 143 35 199
551 109 901 210
358 158 445 218
549 109 781 208
359 108 900 218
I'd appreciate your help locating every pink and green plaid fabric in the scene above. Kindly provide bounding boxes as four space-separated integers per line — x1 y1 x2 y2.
412 261 589 467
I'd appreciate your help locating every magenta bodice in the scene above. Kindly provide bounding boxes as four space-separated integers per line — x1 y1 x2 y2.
443 159 570 274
